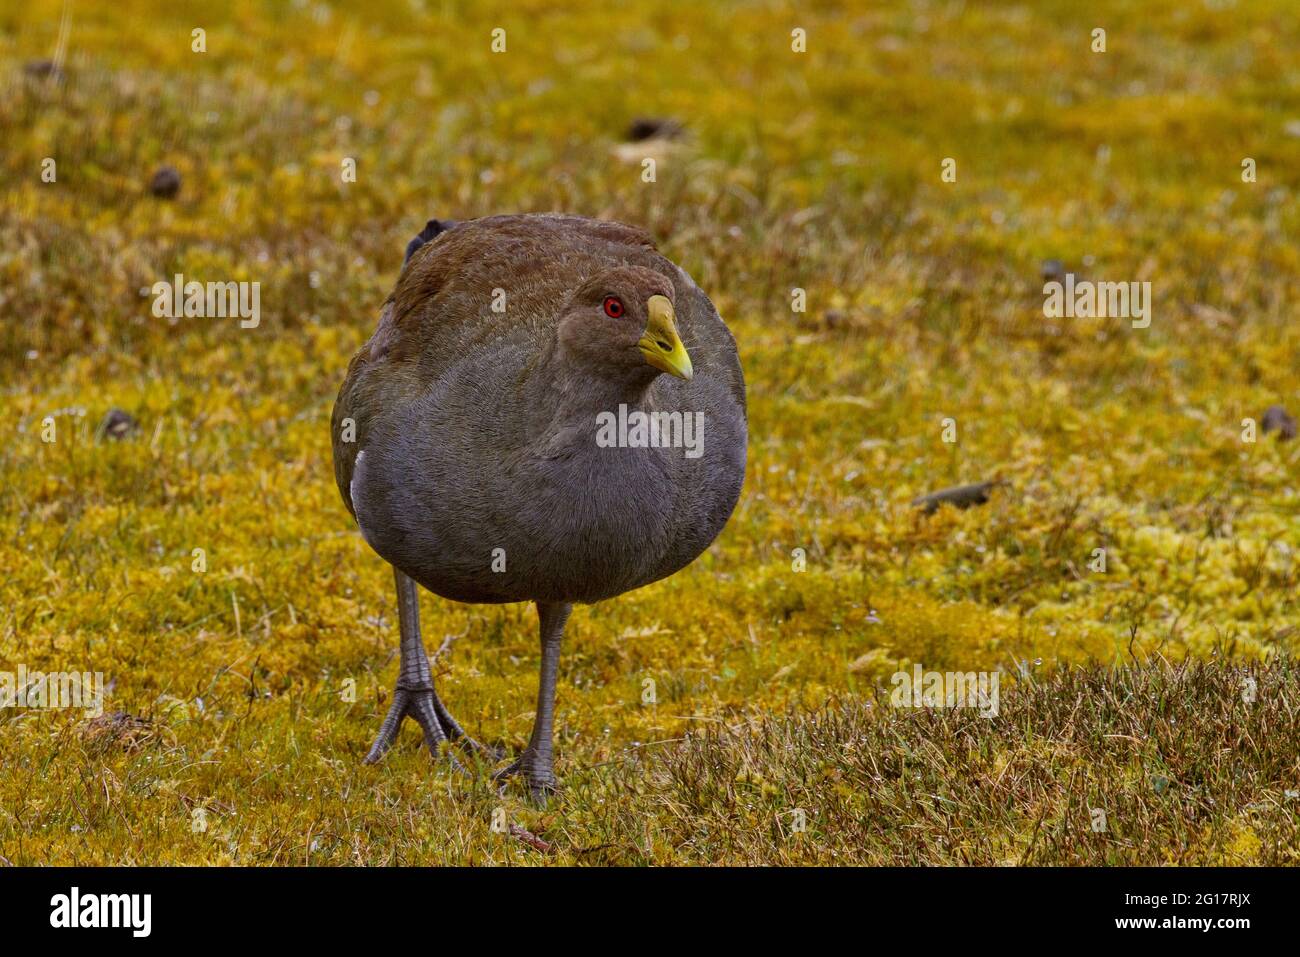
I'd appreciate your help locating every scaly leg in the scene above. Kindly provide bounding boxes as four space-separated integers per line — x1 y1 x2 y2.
364 566 496 767
495 601 571 805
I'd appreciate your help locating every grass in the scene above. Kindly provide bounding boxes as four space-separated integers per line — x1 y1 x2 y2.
597 659 1300 866
2 0 1300 865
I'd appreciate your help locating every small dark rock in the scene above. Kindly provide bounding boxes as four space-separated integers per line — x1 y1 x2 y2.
97 408 139 441
148 165 181 199
625 117 684 143
1040 259 1066 284
1261 405 1297 441
24 59 63 82
912 481 999 515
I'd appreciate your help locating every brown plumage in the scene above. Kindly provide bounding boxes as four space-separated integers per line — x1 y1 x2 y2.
331 213 746 800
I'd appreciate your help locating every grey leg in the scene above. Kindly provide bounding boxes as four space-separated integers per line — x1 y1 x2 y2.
495 601 571 804
363 566 495 767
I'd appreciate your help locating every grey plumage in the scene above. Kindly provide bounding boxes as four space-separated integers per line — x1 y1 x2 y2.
331 213 747 799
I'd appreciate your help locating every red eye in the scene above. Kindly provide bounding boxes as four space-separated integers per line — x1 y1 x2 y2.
603 296 625 319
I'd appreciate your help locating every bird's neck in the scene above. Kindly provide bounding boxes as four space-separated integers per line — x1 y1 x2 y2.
535 335 658 423
552 373 657 423
528 360 672 461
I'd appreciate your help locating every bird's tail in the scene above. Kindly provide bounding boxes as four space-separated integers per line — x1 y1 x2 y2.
403 218 458 265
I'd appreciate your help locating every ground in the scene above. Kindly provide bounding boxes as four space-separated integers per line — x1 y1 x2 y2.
1 0 1298 864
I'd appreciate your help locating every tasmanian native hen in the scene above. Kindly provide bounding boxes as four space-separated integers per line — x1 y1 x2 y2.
331 214 746 801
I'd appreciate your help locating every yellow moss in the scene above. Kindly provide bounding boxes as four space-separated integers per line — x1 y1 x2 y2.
2 0 1298 865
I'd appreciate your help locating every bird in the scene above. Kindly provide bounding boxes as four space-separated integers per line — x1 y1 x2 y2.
331 213 747 801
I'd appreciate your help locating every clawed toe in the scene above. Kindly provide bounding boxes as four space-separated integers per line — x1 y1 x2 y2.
494 750 558 805
458 735 507 763
364 685 468 772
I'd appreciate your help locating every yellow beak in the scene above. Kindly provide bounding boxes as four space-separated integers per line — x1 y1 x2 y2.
639 295 693 380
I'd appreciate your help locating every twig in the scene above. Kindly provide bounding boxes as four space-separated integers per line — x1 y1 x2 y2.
430 619 478 666
509 823 555 855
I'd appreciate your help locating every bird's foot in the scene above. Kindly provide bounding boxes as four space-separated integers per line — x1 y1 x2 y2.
364 683 497 770
494 749 558 806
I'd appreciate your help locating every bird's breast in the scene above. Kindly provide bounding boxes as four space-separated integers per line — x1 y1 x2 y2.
349 342 744 605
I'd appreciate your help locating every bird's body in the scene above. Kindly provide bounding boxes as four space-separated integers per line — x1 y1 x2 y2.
331 213 746 798
333 214 746 605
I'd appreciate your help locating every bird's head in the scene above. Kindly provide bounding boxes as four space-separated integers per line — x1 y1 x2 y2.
556 265 693 385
